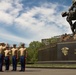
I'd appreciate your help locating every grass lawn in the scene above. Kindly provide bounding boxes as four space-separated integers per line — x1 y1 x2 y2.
26 64 76 68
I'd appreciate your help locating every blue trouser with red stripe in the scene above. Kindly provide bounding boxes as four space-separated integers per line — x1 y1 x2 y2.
12 56 17 71
0 54 3 71
20 56 25 71
4 56 9 70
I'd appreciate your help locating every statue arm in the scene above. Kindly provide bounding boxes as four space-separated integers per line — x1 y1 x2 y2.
69 5 74 11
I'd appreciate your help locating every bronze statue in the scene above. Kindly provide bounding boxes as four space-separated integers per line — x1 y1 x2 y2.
62 0 76 34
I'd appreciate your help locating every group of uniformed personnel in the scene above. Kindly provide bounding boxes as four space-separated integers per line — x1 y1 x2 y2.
0 43 27 72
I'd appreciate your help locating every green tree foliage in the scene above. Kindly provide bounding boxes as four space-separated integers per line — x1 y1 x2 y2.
27 41 45 63
26 37 58 63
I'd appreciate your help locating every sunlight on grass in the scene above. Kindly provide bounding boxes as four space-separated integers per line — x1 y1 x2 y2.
26 64 76 68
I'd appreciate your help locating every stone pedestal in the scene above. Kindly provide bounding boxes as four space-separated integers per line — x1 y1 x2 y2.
57 41 76 60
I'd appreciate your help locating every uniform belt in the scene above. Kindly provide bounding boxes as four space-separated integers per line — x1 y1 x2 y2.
20 55 24 56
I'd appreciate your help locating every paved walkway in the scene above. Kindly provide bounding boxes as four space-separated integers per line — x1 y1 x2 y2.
0 67 76 75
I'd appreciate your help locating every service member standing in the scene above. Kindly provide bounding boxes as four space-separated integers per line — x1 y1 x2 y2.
4 46 10 71
0 43 6 72
19 43 27 72
11 44 18 71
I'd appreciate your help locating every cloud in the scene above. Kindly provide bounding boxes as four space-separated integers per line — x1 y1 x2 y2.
15 3 71 39
0 0 72 46
0 11 14 25
0 0 23 25
0 28 31 45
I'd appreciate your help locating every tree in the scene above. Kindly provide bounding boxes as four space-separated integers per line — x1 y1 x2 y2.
27 41 45 63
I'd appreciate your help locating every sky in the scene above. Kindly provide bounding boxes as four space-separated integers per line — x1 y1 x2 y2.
0 0 73 46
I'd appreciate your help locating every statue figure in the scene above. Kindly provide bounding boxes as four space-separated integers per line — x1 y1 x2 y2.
62 0 76 34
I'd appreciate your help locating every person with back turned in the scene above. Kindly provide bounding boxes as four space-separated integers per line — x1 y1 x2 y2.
19 43 27 72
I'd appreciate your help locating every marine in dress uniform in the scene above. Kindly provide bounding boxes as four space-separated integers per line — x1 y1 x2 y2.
0 43 6 72
11 44 18 71
19 43 27 72
4 46 10 71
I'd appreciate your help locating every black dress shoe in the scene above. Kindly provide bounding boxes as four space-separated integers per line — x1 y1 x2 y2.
0 70 4 72
19 70 22 71
11 70 14 71
5 70 9 71
22 70 25 72
19 70 25 72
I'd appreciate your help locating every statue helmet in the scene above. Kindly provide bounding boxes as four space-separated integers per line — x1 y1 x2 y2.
72 0 76 4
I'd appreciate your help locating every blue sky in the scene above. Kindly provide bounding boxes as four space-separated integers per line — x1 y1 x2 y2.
0 0 72 46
